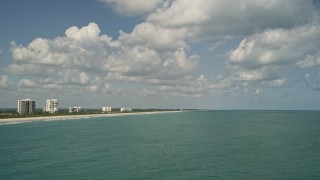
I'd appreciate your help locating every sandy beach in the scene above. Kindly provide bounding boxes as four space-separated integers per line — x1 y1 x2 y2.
0 111 181 125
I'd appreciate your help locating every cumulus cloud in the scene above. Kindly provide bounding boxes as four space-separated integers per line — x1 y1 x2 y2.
122 0 320 97
10 23 197 77
17 79 38 89
99 0 166 16
8 22 204 98
229 25 320 68
140 75 213 98
119 22 188 50
65 23 101 41
216 22 319 92
7 64 56 77
11 23 116 70
61 70 91 86
238 70 270 81
297 54 320 68
4 0 320 106
215 55 289 95
0 75 9 88
101 0 316 43
147 0 315 38
271 78 287 88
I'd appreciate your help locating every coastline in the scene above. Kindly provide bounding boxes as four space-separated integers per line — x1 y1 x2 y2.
0 111 181 125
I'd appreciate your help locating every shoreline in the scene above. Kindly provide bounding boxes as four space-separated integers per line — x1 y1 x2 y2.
0 111 181 125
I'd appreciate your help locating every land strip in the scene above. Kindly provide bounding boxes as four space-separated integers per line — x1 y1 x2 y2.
0 111 181 125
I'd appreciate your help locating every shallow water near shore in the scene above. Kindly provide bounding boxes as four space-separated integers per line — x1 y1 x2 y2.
0 111 320 179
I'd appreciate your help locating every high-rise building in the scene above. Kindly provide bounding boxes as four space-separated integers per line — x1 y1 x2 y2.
45 99 59 113
69 107 85 113
102 106 112 112
17 99 36 114
120 108 132 112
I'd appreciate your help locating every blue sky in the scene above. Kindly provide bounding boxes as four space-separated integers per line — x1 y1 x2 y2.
1 0 320 110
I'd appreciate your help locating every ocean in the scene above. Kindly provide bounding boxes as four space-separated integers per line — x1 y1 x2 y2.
0 111 319 179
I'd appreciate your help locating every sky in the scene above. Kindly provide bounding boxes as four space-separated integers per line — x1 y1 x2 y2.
1 0 320 110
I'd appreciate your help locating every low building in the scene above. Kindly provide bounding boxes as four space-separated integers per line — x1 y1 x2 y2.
120 108 132 112
17 99 36 114
69 107 85 113
102 106 112 112
44 99 59 114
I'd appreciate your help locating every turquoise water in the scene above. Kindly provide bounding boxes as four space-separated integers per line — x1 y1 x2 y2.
0 111 320 179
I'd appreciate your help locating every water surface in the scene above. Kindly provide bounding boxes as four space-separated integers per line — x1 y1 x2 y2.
0 111 319 179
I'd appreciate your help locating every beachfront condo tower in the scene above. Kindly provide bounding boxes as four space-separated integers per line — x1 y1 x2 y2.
120 108 132 112
45 99 59 114
17 99 36 114
102 106 112 112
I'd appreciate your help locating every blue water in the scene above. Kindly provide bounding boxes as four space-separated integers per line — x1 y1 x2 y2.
0 111 320 179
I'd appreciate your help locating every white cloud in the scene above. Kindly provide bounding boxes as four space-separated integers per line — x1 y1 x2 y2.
100 0 317 58
119 22 188 50
0 75 9 88
210 65 289 96
88 85 99 93
62 70 91 86
237 67 280 81
229 25 320 68
7 64 55 77
65 23 101 41
99 0 165 16
238 71 264 81
17 79 38 89
10 23 198 80
8 22 204 98
104 46 162 76
305 73 320 90
162 48 199 77
42 83 63 90
297 55 320 68
148 0 209 27
5 0 319 106
140 75 213 98
271 78 287 88
11 23 116 71
147 0 315 38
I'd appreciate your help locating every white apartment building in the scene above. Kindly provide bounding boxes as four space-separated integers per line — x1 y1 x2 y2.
17 99 36 114
45 99 59 113
69 107 86 113
120 108 132 112
102 106 112 112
